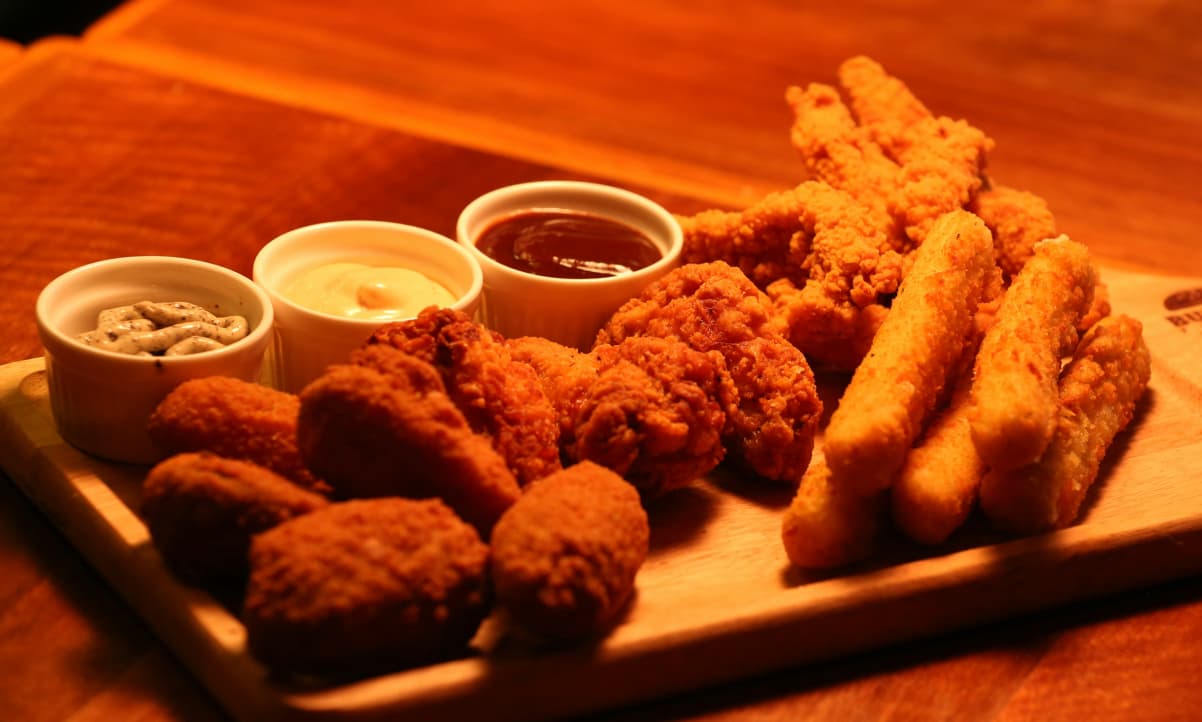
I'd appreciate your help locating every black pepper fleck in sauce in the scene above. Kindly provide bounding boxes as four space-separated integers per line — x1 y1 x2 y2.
475 209 662 280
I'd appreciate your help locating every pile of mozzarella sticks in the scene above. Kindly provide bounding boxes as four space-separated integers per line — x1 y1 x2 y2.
781 211 1151 568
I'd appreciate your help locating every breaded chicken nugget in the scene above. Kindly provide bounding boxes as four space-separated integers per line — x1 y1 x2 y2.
509 335 732 498
968 235 1097 471
490 462 649 641
823 210 995 496
597 261 822 482
368 307 561 486
243 498 490 675
980 315 1150 533
141 452 328 584
147 376 327 494
297 351 520 537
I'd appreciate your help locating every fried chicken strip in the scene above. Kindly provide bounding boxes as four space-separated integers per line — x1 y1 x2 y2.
970 184 1057 280
597 261 822 482
968 235 1097 471
678 183 902 371
822 210 995 496
979 315 1150 533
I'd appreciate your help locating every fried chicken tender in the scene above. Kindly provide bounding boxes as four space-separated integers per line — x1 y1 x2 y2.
781 457 884 569
508 335 732 498
243 498 490 675
795 55 994 248
980 315 1150 533
296 348 520 537
596 261 822 482
147 376 327 494
969 236 1098 471
823 210 996 496
678 183 903 370
367 307 561 486
490 461 649 641
141 452 328 584
970 185 1057 280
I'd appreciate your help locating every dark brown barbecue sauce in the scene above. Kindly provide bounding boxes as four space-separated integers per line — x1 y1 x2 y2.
475 209 662 280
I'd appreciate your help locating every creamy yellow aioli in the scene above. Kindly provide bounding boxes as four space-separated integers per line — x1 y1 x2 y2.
282 262 456 320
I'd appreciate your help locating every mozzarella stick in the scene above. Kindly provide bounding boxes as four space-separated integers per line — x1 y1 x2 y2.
980 315 1150 534
781 457 883 569
891 359 987 545
822 210 995 496
968 235 1096 470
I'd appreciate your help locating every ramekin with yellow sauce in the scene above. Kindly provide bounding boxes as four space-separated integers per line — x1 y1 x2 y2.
253 221 482 393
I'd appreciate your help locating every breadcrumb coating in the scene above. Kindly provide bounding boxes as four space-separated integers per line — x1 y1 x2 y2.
490 462 649 640
141 451 328 584
368 307 562 486
297 349 520 537
597 261 822 482
980 315 1150 533
147 376 327 494
243 498 490 675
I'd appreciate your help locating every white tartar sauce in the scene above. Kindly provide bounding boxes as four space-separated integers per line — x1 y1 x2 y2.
282 262 456 320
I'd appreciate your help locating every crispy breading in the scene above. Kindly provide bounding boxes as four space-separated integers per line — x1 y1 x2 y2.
890 359 986 545
146 376 328 494
296 351 520 537
781 457 884 569
971 184 1058 280
836 55 994 246
243 498 490 675
509 335 732 498
597 261 822 481
141 452 328 584
822 210 996 496
490 462 649 640
979 315 1150 533
367 307 562 486
968 235 1098 470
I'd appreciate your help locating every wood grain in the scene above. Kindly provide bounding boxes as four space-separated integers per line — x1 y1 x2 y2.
1 266 1200 721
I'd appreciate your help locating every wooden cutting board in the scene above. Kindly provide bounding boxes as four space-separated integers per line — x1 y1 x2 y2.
1 265 1200 722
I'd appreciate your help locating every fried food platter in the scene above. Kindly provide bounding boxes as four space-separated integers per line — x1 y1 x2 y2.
2 265 1201 721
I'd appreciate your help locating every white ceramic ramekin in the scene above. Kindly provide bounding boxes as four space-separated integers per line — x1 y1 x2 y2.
252 220 483 393
35 256 274 464
456 180 683 350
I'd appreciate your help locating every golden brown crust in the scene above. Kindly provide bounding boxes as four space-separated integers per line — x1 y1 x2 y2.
823 210 996 496
509 335 732 498
490 462 649 640
598 261 822 482
146 376 327 494
968 236 1098 470
368 307 562 486
243 498 490 675
141 452 328 584
980 315 1151 533
970 184 1058 280
297 353 520 537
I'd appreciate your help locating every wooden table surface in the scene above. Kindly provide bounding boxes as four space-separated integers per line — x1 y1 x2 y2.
2 1 1201 720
